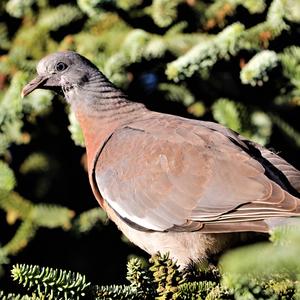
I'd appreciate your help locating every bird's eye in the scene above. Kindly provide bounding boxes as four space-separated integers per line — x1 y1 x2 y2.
55 62 68 72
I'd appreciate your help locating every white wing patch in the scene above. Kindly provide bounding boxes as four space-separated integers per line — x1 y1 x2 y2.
100 186 166 231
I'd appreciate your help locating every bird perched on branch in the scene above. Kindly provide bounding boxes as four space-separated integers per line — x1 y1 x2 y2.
22 51 300 266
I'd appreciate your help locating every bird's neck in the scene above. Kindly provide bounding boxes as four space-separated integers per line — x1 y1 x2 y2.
69 71 147 170
70 71 147 122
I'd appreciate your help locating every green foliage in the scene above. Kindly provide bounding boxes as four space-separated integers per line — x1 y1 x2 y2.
203 0 266 29
158 83 195 106
37 5 83 31
212 98 241 131
0 24 11 50
212 99 272 145
0 161 16 192
30 204 74 230
0 72 28 154
166 22 245 81
126 257 155 296
68 111 85 147
240 50 279 86
0 0 300 298
94 284 139 300
3 221 36 256
77 0 106 17
220 224 300 290
0 290 33 300
5 0 37 18
73 207 108 233
5 235 300 299
91 253 226 299
19 153 50 174
0 155 74 269
0 190 75 257
279 46 300 101
187 102 206 117
149 253 185 299
248 111 272 145
22 90 53 119
145 0 183 28
11 264 91 300
166 0 294 82
94 249 300 299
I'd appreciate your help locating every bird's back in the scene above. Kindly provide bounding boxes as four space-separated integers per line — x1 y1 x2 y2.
93 111 300 234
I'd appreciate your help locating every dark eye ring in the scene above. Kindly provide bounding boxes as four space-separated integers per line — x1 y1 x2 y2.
55 62 68 72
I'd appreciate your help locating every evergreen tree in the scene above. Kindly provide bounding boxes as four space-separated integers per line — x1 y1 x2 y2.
0 0 299 298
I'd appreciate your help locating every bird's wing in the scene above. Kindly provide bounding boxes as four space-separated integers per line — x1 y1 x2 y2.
94 114 300 233
244 140 300 193
194 120 300 194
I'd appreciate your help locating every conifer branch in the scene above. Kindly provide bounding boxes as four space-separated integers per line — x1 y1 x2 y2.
220 223 300 281
0 23 11 50
6 248 300 299
0 72 27 154
22 90 53 120
116 0 143 11
30 204 75 230
166 22 244 81
248 111 272 145
203 0 266 30
145 0 183 28
5 0 36 18
187 102 206 118
19 153 51 174
280 46 300 92
240 50 279 86
0 290 35 300
178 281 221 299
0 192 33 222
149 253 186 299
166 0 291 82
93 284 139 300
126 258 155 297
37 5 83 31
11 264 91 300
2 221 36 256
0 161 16 192
158 83 195 106
212 98 241 131
77 0 106 17
68 111 85 147
73 207 108 233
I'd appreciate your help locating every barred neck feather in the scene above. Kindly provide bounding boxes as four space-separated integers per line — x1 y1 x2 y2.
67 70 147 123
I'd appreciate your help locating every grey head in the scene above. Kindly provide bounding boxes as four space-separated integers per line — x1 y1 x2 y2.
21 51 103 102
22 51 144 120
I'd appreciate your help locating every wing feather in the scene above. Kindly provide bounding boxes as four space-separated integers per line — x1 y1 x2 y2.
95 115 300 232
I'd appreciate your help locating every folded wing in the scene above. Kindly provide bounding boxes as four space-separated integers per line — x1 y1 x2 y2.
94 115 300 233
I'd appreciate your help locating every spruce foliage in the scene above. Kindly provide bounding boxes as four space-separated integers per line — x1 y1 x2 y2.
4 225 300 299
0 0 300 298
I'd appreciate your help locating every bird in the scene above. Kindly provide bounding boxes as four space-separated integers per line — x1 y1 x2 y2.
22 51 300 267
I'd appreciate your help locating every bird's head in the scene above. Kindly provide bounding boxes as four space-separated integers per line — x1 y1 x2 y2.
21 51 99 101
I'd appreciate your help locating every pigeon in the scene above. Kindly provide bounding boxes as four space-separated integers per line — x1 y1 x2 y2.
22 51 300 266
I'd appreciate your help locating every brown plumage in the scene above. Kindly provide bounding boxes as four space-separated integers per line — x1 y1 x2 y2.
22 51 300 266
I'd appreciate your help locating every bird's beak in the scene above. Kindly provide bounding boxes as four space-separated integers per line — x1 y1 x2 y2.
21 75 49 98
